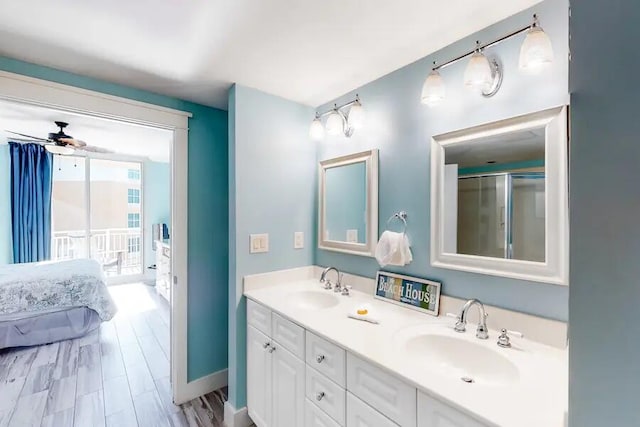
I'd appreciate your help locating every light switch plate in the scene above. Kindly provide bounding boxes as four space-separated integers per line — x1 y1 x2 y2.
294 232 304 249
250 233 269 254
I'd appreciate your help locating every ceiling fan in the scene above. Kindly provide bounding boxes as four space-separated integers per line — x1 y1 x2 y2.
5 121 112 155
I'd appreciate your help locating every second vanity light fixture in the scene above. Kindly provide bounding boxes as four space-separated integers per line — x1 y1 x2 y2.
421 14 554 107
309 95 365 141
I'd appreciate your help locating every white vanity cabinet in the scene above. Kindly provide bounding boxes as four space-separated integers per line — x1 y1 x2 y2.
417 391 488 427
247 299 490 427
247 325 272 427
247 300 305 427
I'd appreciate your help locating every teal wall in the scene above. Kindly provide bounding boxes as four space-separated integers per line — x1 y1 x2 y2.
568 1 640 425
143 161 171 271
315 0 569 321
0 56 229 382
228 84 315 409
0 143 12 264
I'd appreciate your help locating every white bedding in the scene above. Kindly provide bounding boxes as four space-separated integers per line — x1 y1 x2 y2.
0 259 117 321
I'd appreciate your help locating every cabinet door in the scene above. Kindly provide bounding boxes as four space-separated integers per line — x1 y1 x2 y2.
417 391 488 427
247 325 272 427
271 343 305 427
306 399 341 427
346 392 399 427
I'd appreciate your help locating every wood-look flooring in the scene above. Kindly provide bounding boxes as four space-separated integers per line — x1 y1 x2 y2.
0 282 227 427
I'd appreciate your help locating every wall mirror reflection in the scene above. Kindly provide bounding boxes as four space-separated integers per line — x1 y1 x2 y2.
446 128 546 262
319 149 378 256
431 107 568 285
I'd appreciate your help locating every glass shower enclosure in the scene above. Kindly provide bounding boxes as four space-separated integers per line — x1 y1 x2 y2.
457 172 545 262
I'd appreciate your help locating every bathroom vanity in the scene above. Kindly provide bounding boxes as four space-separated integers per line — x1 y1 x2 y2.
244 268 567 427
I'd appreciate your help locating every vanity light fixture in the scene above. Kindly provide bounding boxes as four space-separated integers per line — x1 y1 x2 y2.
421 65 445 107
421 13 553 107
309 95 364 141
519 14 554 71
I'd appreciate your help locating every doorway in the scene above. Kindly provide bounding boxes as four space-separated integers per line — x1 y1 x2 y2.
51 156 146 281
0 71 192 404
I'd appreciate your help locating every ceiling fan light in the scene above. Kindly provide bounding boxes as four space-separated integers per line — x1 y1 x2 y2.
326 111 344 136
519 25 554 72
464 51 493 91
347 102 365 130
45 144 75 155
421 69 446 107
309 117 325 141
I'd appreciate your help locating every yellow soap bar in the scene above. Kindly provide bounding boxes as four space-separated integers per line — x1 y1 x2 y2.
357 308 368 315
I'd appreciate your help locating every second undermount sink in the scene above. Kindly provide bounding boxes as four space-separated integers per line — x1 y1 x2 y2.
399 330 520 386
286 290 340 310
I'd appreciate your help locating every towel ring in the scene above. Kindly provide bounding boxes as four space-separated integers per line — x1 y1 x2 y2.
386 211 408 234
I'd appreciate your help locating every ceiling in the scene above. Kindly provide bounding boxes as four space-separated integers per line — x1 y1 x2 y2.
0 101 172 162
0 0 540 109
445 128 545 168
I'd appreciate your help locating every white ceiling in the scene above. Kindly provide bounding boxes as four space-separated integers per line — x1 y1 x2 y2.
445 128 545 168
0 0 540 109
0 101 172 162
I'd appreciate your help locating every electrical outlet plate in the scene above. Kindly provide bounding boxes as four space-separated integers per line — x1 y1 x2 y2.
250 233 269 253
294 232 304 249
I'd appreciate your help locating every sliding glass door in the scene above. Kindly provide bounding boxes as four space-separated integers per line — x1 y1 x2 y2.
51 156 143 279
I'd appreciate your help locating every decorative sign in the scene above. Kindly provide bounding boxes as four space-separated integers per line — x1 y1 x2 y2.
374 271 441 316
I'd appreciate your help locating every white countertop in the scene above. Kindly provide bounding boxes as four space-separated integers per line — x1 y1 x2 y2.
244 278 568 427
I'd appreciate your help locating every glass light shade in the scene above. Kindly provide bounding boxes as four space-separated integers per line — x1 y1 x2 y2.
463 51 493 91
45 144 75 155
309 117 325 141
519 26 554 72
326 111 344 136
421 70 446 107
347 102 365 130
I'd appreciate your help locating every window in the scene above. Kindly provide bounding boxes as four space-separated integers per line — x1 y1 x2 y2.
127 236 141 253
127 169 141 180
127 188 140 204
127 213 140 228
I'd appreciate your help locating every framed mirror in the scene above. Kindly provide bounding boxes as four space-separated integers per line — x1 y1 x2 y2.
430 107 568 285
318 149 378 256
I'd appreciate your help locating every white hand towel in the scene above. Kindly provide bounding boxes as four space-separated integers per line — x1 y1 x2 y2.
375 231 412 267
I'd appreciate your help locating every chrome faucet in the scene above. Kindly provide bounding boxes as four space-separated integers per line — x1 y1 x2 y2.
319 266 341 291
454 299 489 340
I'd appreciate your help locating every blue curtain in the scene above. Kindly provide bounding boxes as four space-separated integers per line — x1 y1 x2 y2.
9 142 53 263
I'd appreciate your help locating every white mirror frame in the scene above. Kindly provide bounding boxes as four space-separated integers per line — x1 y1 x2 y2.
318 149 379 257
430 106 568 286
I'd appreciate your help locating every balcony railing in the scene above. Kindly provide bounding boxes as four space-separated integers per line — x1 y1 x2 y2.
52 228 142 276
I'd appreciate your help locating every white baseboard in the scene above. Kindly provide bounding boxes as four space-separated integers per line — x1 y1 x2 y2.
224 402 252 427
179 368 228 404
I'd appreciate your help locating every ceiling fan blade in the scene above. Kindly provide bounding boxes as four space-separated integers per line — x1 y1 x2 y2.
5 130 51 142
58 137 87 148
78 145 113 154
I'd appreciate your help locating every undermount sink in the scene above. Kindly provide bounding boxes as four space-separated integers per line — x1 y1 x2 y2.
400 331 520 386
286 290 340 310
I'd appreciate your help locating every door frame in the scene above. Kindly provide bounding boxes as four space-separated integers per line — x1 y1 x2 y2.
0 70 193 404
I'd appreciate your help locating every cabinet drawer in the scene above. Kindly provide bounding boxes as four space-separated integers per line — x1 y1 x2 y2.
306 331 346 387
417 391 488 427
346 353 416 427
247 299 271 336
272 313 305 359
347 392 399 427
306 366 346 426
306 399 341 427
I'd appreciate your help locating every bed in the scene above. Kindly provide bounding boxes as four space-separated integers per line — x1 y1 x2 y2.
0 259 117 349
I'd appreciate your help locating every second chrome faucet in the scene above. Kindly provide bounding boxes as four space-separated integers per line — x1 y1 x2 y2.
454 299 489 340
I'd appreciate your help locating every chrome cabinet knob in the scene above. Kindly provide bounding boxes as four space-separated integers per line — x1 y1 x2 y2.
268 345 276 353
316 355 325 364
263 342 270 349
316 392 325 401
